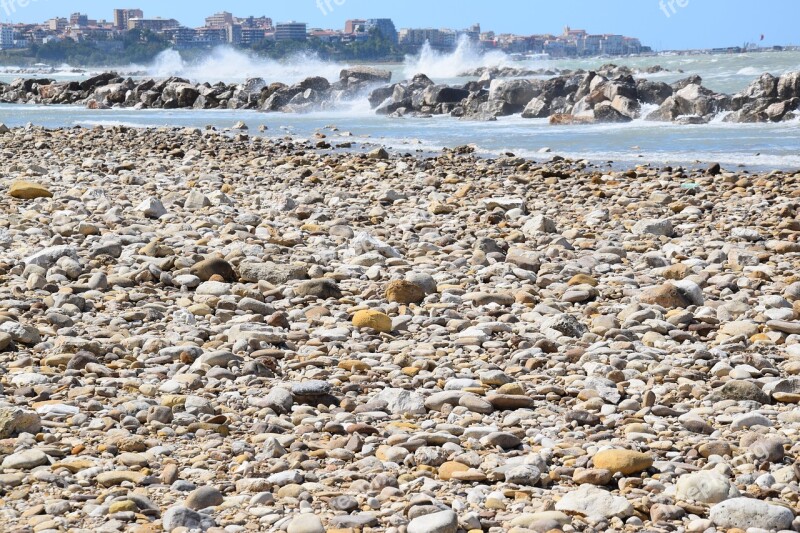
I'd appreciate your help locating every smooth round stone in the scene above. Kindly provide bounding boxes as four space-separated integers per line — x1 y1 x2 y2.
185 486 224 510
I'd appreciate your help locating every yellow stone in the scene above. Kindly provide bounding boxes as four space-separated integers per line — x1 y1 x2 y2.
750 333 774 344
375 446 393 461
438 461 470 481
485 497 506 510
662 263 691 280
402 367 421 377
454 184 472 198
774 392 800 403
301 223 324 233
52 460 94 473
568 274 598 287
497 383 525 395
9 180 52 199
188 304 213 317
352 310 393 333
42 354 74 368
161 395 186 408
109 500 137 514
388 422 419 430
593 449 653 475
338 360 370 372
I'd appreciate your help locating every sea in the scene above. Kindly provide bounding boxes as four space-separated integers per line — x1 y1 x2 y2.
2 41 800 171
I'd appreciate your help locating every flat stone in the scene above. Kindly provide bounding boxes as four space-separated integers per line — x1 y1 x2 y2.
675 471 740 504
407 510 457 533
709 498 794 531
555 485 634 518
96 471 147 487
9 180 52 199
373 388 425 415
1 449 48 470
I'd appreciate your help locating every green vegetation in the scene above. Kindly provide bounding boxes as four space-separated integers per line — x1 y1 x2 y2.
0 30 170 66
0 29 404 67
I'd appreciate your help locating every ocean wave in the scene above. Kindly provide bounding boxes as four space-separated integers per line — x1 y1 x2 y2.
402 35 512 80
124 47 348 85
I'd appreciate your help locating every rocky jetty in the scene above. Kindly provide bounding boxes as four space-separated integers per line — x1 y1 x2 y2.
0 66 392 112
370 69 800 124
0 124 800 531
459 63 670 80
2 66 798 126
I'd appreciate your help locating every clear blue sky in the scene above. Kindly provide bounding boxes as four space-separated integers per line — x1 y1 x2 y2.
2 0 796 50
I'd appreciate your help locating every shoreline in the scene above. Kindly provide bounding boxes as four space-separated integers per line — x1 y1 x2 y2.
1 115 797 173
1 126 800 531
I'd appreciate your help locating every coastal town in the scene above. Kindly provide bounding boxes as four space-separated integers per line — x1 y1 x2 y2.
0 8 650 58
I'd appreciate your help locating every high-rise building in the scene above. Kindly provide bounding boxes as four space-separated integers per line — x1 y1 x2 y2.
47 18 69 33
113 9 144 31
226 24 242 45
194 26 227 45
274 22 307 41
240 27 266 45
70 13 89 27
127 17 180 31
163 26 196 47
0 25 15 49
365 18 397 43
205 12 234 28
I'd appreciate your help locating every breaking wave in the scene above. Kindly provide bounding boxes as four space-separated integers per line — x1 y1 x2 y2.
402 35 512 80
127 47 348 85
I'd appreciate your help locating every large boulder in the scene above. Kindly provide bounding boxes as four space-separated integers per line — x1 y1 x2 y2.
778 71 800 100
739 73 778 100
423 85 470 106
594 101 632 123
488 79 540 111
79 72 117 92
521 98 549 119
636 79 673 105
610 95 641 119
368 85 395 108
297 76 331 92
162 82 199 108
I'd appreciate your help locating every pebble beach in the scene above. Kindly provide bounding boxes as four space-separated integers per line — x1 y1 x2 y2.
1 124 800 533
